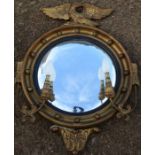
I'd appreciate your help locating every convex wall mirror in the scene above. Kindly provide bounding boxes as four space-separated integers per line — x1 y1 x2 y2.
16 3 139 154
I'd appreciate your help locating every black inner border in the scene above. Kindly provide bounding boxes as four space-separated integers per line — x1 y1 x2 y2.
33 35 121 116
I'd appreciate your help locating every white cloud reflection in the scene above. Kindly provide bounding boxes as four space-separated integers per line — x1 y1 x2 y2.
38 41 116 113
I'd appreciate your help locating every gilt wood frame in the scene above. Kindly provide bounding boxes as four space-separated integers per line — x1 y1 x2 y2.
18 24 133 129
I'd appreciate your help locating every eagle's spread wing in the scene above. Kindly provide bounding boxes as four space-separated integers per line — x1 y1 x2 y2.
41 3 71 20
83 3 113 20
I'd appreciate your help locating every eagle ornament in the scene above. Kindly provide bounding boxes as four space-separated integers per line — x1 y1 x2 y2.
41 3 113 26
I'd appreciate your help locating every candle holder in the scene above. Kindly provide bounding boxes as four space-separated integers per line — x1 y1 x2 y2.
105 72 115 99
41 74 55 102
99 80 105 101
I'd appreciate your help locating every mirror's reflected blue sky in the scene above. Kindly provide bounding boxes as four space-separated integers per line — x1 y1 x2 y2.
38 41 116 113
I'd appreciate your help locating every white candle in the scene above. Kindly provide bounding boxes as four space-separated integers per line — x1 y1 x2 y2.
44 61 56 81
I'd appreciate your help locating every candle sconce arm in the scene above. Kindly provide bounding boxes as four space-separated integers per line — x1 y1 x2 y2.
21 100 47 123
111 63 140 120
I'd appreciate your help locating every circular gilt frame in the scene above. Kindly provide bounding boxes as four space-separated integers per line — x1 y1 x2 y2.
21 25 133 128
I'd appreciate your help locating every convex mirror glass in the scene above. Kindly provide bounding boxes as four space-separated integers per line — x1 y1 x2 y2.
37 40 117 113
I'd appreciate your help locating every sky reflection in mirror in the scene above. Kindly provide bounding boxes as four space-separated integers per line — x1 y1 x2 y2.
38 41 116 113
